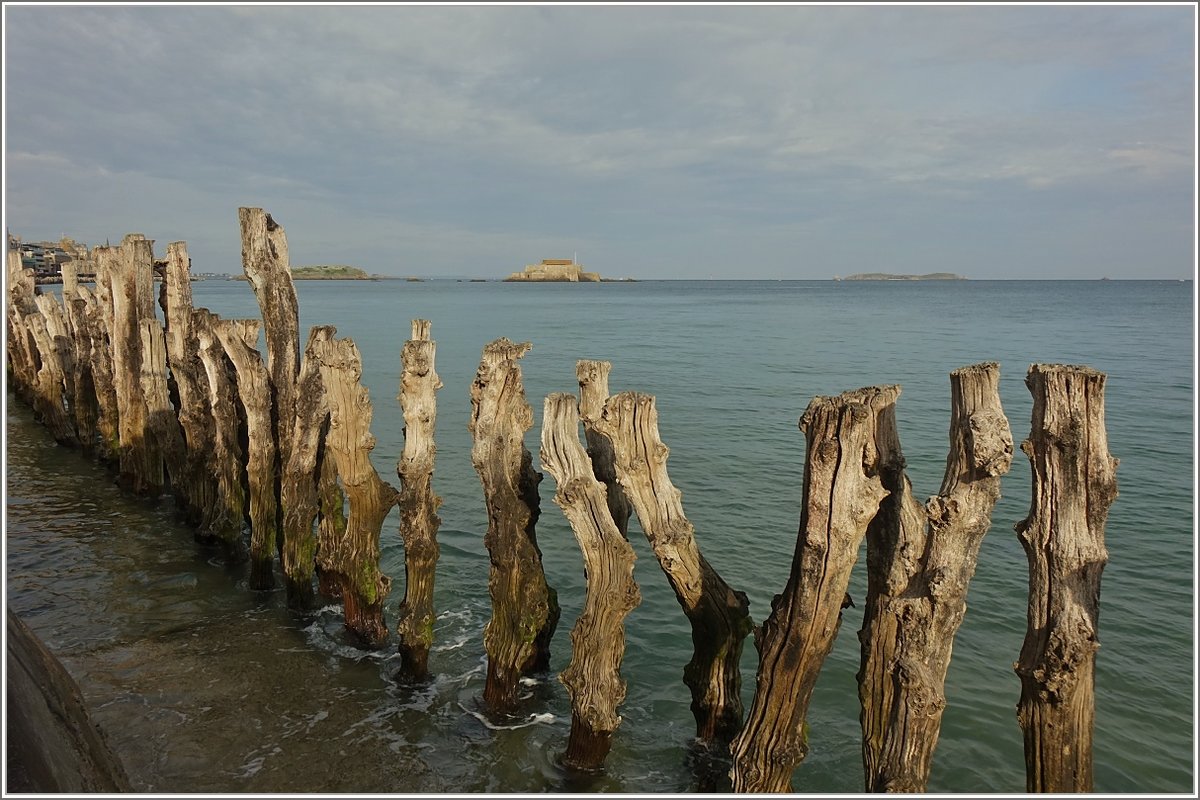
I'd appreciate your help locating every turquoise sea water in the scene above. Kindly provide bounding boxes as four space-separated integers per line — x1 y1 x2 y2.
5 279 1194 793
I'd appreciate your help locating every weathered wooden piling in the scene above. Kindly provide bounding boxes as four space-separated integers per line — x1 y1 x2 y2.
138 319 189 503
469 338 561 711
34 292 78 440
315 442 348 599
575 360 632 538
313 333 396 648
192 308 248 562
279 326 335 609
82 259 122 465
1014 364 1117 793
594 392 752 746
215 319 278 590
729 385 897 793
23 297 78 447
541 392 641 770
857 364 1013 792
394 320 443 681
161 241 217 526
239 207 301 559
61 261 100 454
98 235 162 494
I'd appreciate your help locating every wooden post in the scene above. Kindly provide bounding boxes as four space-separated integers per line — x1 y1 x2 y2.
192 308 248 562
36 292 78 435
469 337 561 711
541 392 641 770
575 360 632 538
99 235 162 494
216 319 278 590
84 254 122 465
729 386 896 793
1014 364 1117 793
161 241 216 526
240 207 301 559
313 333 396 648
394 320 443 681
24 296 78 447
315 440 348 599
138 319 189 504
857 364 1013 792
61 261 100 454
594 391 753 746
280 326 335 609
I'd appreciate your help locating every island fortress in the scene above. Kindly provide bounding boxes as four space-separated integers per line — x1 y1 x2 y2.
505 258 601 282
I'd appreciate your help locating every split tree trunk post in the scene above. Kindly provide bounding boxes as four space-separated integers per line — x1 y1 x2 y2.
36 291 78 436
1014 364 1117 793
216 319 279 590
240 207 301 557
541 392 641 770
192 309 248 563
857 364 1014 792
61 262 99 454
139 319 189 505
469 338 561 712
394 319 443 681
99 235 162 494
315 438 348 599
313 333 396 648
280 326 335 609
575 360 632 538
24 297 78 447
729 385 897 793
84 256 122 465
162 241 216 526
594 392 753 747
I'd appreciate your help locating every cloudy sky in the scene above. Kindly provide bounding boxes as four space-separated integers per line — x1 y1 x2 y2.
3 5 1195 279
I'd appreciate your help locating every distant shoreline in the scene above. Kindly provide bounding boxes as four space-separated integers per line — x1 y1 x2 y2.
837 272 966 281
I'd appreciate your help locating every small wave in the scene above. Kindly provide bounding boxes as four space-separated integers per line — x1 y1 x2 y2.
457 702 557 730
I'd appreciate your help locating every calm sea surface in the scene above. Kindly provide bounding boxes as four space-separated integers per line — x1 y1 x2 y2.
5 279 1194 793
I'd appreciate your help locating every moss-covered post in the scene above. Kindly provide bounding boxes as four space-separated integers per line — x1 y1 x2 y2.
1014 364 1117 793
857 364 1013 792
313 333 396 648
729 386 896 793
469 338 561 712
192 308 248 563
315 441 347 599
541 392 641 770
280 326 335 609
594 392 753 747
216 319 278 590
394 320 443 681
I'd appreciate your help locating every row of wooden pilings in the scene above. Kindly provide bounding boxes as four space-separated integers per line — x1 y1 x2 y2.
5 209 1118 793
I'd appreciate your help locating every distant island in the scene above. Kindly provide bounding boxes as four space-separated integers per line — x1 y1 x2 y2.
838 272 966 281
289 264 377 280
505 259 602 282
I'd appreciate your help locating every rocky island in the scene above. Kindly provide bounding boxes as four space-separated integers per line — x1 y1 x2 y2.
289 264 377 280
505 259 602 282
838 272 966 281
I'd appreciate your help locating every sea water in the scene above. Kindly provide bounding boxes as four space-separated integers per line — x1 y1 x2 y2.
4 279 1193 793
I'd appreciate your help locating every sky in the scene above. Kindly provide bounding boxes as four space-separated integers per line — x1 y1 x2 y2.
3 4 1196 280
